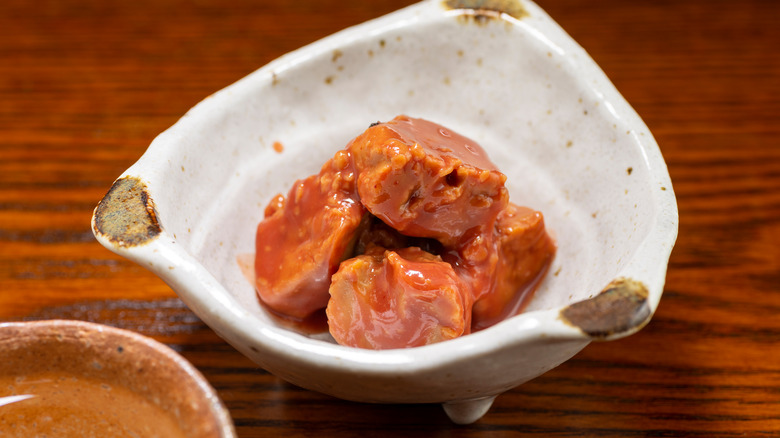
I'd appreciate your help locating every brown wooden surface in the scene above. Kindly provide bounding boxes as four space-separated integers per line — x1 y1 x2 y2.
2 0 779 436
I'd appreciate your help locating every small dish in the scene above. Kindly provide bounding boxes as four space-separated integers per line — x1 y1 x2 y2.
92 0 678 423
0 320 236 437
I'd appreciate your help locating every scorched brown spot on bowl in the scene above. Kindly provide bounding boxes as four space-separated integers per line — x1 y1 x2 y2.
93 176 161 248
443 0 529 22
560 277 651 340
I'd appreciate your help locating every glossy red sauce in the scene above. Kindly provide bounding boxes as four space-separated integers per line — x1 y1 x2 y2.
472 204 556 330
382 115 498 171
239 253 329 333
348 115 508 247
327 247 470 349
253 115 555 349
254 151 365 319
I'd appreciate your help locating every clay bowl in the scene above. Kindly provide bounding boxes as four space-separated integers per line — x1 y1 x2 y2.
0 320 236 437
91 0 678 424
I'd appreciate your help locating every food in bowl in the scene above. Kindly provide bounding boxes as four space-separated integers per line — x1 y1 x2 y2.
253 115 556 349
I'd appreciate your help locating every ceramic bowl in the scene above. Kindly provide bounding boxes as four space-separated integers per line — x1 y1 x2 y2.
0 320 236 437
92 0 678 424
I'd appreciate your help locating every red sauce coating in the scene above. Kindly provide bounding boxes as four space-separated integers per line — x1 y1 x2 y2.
327 247 470 349
253 115 555 348
348 115 508 246
472 203 556 330
254 151 365 319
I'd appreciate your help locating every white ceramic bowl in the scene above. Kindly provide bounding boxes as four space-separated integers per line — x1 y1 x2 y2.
92 0 678 424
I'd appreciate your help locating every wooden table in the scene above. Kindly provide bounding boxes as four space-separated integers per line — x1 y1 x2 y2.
2 0 778 436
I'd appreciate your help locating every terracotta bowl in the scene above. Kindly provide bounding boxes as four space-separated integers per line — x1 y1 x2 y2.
91 0 678 424
0 320 236 437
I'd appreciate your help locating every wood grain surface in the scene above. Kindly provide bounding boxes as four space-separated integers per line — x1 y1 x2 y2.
2 0 779 436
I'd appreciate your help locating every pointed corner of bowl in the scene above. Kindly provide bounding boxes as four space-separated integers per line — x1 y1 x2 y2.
92 175 163 251
558 277 653 341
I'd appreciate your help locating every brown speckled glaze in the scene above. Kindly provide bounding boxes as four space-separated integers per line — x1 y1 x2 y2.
443 0 528 20
0 320 235 437
559 278 651 339
93 176 161 247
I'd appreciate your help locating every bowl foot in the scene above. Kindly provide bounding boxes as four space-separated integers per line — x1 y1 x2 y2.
441 395 497 424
